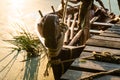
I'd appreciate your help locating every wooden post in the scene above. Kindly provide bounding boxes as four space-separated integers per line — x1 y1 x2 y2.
64 15 72 44
78 0 93 45
69 13 78 40
38 10 43 17
51 6 55 13
68 29 83 46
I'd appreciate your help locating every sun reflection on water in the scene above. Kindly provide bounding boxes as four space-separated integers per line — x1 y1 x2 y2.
10 0 25 9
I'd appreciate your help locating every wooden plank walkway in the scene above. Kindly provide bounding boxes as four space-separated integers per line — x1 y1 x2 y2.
61 25 120 80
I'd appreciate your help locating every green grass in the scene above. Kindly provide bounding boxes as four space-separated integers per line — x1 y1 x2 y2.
4 26 46 59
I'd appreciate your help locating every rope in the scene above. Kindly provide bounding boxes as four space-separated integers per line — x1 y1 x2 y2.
44 58 75 76
50 58 75 74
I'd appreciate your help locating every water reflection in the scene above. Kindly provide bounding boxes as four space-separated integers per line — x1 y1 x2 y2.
11 0 24 9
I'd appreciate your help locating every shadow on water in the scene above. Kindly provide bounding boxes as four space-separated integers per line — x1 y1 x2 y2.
0 51 19 80
0 49 16 63
0 35 47 80
0 48 46 80
23 56 41 80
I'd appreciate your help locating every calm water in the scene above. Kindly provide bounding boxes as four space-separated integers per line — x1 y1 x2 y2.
0 0 61 40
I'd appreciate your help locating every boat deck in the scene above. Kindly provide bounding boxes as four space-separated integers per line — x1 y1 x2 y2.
60 25 120 80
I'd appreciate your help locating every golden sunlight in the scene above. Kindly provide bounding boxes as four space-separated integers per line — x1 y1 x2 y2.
10 0 25 9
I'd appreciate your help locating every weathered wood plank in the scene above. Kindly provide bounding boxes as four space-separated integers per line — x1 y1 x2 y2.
86 38 120 49
61 45 85 59
111 25 120 29
94 75 120 80
105 30 120 34
70 58 120 72
90 30 103 34
60 69 93 80
100 32 120 38
91 35 120 42
54 45 84 60
92 22 114 26
61 69 120 80
108 28 120 32
84 46 120 55
80 51 93 58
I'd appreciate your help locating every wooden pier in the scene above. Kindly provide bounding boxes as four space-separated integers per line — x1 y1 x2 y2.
60 24 120 80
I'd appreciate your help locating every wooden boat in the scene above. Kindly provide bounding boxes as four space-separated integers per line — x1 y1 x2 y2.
37 0 120 80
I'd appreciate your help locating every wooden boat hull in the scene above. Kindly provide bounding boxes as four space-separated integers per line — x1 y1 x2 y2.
51 45 85 80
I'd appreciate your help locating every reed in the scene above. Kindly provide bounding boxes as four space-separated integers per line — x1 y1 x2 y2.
4 26 46 59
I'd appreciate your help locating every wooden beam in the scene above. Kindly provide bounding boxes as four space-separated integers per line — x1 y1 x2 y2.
71 58 120 72
84 46 120 56
90 16 100 24
100 32 120 38
61 69 120 80
91 35 120 42
86 38 120 49
92 22 114 26
68 29 83 46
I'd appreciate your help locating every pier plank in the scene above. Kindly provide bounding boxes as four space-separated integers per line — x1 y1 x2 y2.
61 70 120 80
61 23 120 80
108 28 120 32
91 35 120 42
84 46 120 55
90 30 102 34
100 32 120 38
111 25 120 29
70 58 120 72
80 51 93 58
105 30 120 34
86 38 120 49
61 69 93 80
